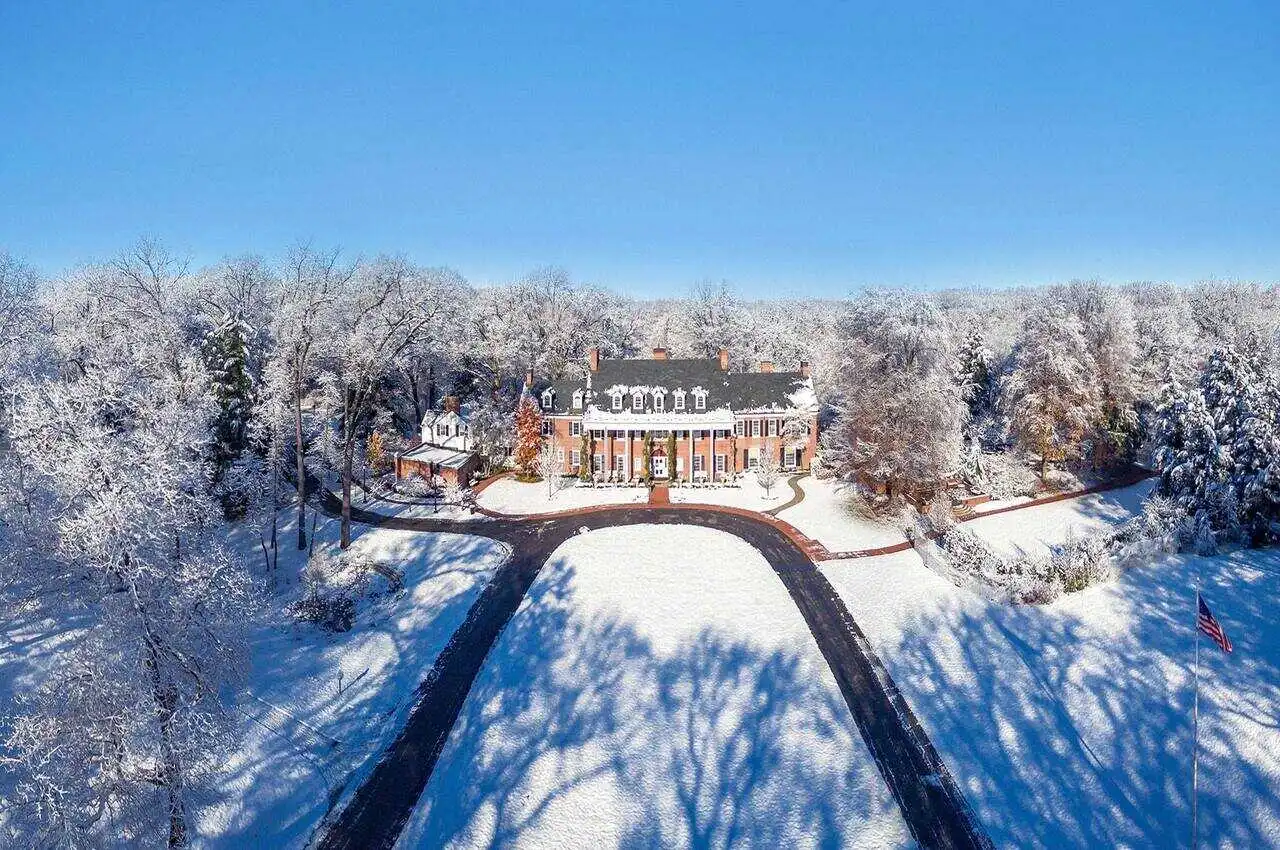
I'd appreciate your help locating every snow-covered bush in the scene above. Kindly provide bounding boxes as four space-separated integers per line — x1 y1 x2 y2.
290 551 401 632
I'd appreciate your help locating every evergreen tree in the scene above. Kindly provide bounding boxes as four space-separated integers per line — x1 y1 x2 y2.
203 312 256 516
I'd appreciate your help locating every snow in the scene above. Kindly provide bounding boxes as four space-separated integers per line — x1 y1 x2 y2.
397 525 913 849
476 477 647 515
777 476 908 551
820 545 1280 849
667 475 791 510
965 478 1157 558
192 511 509 849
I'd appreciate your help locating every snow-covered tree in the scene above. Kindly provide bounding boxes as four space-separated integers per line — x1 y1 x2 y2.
1 244 255 847
269 245 354 549
820 292 966 504
1005 305 1100 477
756 438 782 497
537 441 561 498
683 279 744 362
203 311 256 516
322 257 443 549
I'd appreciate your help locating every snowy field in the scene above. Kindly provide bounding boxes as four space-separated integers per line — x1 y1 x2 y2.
965 478 1156 559
192 513 509 849
821 544 1280 849
667 475 792 510
776 476 908 552
397 525 913 849
477 477 647 515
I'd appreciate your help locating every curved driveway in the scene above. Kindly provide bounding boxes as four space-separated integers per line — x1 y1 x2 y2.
310 489 992 850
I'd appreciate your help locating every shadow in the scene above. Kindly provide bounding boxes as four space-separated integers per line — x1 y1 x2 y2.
853 547 1280 849
401 552 904 849
195 529 510 849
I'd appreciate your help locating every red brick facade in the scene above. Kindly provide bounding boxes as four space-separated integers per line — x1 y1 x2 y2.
535 349 819 481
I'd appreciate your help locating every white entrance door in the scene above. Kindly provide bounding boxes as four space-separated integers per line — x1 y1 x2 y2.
652 455 667 478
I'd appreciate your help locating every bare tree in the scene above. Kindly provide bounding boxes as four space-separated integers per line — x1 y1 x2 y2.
325 257 441 548
270 245 355 549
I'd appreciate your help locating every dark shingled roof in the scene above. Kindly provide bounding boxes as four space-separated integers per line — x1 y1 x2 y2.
531 357 813 415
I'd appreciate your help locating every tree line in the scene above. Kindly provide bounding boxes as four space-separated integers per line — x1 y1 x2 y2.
0 241 1277 845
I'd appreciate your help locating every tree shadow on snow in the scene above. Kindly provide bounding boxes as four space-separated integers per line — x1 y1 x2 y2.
872 548 1279 849
405 557 900 849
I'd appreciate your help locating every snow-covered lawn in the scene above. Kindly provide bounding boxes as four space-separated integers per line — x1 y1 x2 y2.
476 477 647 515
193 513 509 849
965 478 1156 559
397 525 912 849
667 474 791 511
776 475 907 551
820 546 1280 849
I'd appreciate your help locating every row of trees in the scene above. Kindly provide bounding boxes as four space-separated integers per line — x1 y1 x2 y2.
818 280 1280 508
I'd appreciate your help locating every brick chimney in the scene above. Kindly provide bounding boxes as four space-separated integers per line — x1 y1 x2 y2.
758 360 773 373
524 367 534 389
442 395 460 413
799 360 811 378
652 347 669 360
587 347 600 372
718 348 729 371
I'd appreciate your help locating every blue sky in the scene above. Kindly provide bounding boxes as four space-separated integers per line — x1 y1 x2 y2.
2 2 1278 296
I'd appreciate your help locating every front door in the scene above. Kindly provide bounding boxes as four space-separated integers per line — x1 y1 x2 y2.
651 455 667 478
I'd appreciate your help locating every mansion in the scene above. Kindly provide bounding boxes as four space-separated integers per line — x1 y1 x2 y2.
533 347 819 481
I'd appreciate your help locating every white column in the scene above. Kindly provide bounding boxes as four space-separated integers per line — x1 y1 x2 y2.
710 430 716 482
625 429 631 480
688 429 695 481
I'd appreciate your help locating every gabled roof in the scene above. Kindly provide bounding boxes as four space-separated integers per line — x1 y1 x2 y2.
533 357 816 416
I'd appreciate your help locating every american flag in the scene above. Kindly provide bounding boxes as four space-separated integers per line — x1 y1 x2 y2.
1197 594 1233 654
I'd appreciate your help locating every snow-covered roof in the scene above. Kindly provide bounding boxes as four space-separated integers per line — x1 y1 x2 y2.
533 357 816 417
400 444 474 469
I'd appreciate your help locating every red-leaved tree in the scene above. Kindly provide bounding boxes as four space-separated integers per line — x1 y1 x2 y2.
513 392 543 476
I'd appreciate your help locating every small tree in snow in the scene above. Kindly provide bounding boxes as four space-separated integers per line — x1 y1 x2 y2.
537 441 561 498
756 438 782 497
513 392 543 478
578 430 593 482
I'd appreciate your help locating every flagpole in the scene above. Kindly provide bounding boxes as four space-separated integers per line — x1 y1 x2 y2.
1191 573 1202 849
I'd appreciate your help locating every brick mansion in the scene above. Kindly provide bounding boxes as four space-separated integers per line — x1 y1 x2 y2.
532 347 819 481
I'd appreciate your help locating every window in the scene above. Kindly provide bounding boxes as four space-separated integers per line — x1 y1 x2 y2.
694 391 707 411
750 419 761 437
436 424 449 439
766 419 777 437
570 421 582 437
734 421 744 436
632 391 644 410
784 447 799 469
715 454 727 473
570 449 580 469
612 392 623 411
693 454 705 472
541 420 553 436
616 455 627 473
633 455 643 472
572 390 583 409
747 447 759 468
593 453 604 472
674 390 685 410
541 390 554 410
654 393 665 412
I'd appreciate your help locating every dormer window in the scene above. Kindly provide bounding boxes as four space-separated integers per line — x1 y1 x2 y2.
632 391 644 410
674 390 686 411
693 389 707 411
541 389 554 410
612 391 623 411
654 393 665 412
572 389 583 409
